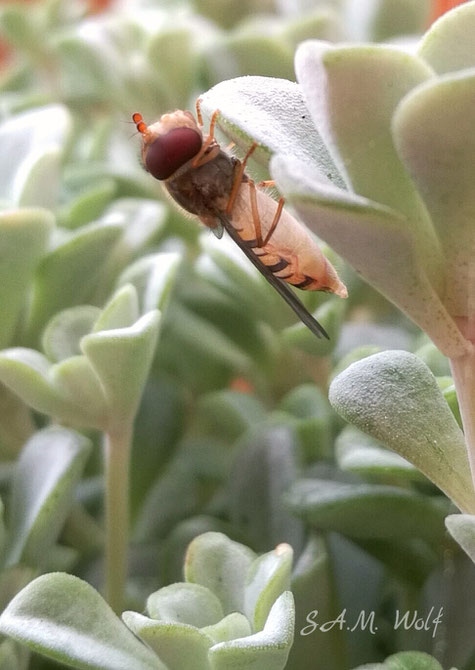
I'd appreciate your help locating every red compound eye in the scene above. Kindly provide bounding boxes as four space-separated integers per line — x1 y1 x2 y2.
145 127 202 180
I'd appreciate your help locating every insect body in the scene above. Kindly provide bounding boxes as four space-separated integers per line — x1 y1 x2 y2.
133 105 347 339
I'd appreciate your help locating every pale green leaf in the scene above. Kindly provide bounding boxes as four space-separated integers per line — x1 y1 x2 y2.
0 573 166 670
6 427 91 567
329 350 475 513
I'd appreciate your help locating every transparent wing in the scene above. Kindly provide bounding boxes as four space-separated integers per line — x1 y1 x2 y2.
211 221 224 239
217 214 329 340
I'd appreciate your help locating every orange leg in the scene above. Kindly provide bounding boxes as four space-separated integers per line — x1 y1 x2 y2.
262 197 284 246
248 180 262 243
225 141 258 215
192 109 220 168
195 98 203 126
257 179 276 188
247 181 284 247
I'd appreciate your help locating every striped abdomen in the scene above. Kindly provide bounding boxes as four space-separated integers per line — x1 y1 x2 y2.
230 183 347 298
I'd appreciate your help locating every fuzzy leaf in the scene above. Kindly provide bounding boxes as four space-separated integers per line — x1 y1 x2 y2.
26 221 123 343
0 573 166 670
294 41 433 219
288 536 345 670
81 310 160 427
122 612 212 670
393 69 475 316
272 154 468 358
184 532 256 616
92 199 168 299
49 357 108 429
336 426 423 482
212 33 294 81
0 349 72 419
198 76 343 186
285 479 448 543
0 105 71 207
344 0 430 42
42 306 101 362
202 613 252 645
329 350 475 513
0 208 54 348
245 543 293 632
208 591 294 670
92 285 139 333
117 252 181 314
353 650 444 669
419 0 475 74
147 583 224 628
445 513 475 563
6 427 91 567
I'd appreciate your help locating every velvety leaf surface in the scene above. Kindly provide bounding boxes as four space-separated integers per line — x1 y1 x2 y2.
202 613 252 645
123 612 212 670
42 306 101 362
81 310 160 427
0 574 166 670
244 543 293 631
329 350 475 513
445 513 475 563
0 208 54 349
287 536 345 670
184 532 256 616
6 427 91 567
92 284 139 333
147 583 224 628
208 591 294 670
285 479 447 543
0 105 71 208
294 41 434 221
48 356 108 429
418 0 475 74
353 650 444 669
393 69 475 316
198 75 343 186
335 426 423 482
117 252 181 314
271 151 467 360
0 349 69 420
25 221 123 343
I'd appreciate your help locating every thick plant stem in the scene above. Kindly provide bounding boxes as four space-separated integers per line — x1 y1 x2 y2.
450 351 475 494
104 424 133 614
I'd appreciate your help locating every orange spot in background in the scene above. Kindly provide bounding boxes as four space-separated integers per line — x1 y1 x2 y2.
229 377 254 394
0 39 12 69
85 0 116 14
430 0 468 23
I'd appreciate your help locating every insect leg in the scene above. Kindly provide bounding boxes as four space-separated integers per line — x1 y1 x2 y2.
247 180 284 247
258 180 276 188
248 179 263 245
225 141 258 215
195 98 203 126
192 109 221 168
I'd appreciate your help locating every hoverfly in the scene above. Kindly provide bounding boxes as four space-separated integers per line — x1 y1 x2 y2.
132 102 347 339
